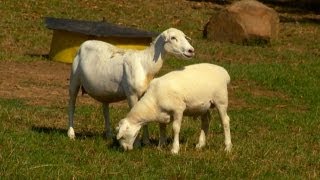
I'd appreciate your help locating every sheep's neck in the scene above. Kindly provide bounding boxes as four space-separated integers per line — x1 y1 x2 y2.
141 35 166 76
127 96 159 125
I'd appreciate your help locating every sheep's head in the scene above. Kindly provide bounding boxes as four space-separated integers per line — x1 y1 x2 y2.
116 118 141 151
162 28 195 59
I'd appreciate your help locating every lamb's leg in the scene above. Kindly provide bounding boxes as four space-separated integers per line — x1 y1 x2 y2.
102 103 112 138
141 125 150 145
68 75 80 140
171 111 183 154
158 123 167 147
217 104 232 152
196 111 210 149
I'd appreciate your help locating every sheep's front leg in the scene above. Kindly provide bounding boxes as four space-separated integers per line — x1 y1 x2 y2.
196 112 210 149
141 125 150 145
158 123 167 148
171 112 183 154
127 94 138 108
102 103 113 138
217 104 232 152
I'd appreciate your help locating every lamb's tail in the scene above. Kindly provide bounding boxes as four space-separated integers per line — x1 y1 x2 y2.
226 72 231 84
221 67 231 85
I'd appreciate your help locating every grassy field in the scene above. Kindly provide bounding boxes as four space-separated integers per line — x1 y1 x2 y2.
1 0 320 178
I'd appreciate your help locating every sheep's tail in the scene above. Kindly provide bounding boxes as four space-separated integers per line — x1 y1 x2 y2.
73 48 87 96
226 72 231 84
69 47 87 96
222 67 231 85
71 48 81 73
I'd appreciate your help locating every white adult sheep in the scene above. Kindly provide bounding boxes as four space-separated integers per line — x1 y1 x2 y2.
68 28 194 143
116 63 232 154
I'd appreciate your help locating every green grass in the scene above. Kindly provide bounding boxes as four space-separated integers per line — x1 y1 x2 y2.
1 0 320 178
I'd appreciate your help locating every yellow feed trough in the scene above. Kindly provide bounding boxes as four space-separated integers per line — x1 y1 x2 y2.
45 17 157 63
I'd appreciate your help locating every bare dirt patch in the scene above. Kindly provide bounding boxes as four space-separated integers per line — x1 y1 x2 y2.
0 60 305 113
0 60 247 110
0 60 105 107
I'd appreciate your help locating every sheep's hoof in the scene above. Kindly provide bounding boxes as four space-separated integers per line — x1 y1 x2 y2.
158 142 167 148
133 137 142 148
67 127 75 140
158 141 167 149
171 148 179 155
142 138 150 145
195 143 205 149
225 144 232 153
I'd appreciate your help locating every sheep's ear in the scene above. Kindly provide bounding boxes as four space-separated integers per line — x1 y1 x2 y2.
116 131 123 140
116 124 124 140
116 121 128 140
115 126 120 133
162 30 170 42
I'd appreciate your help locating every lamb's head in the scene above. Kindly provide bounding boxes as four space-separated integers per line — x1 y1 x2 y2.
116 118 141 151
162 28 195 59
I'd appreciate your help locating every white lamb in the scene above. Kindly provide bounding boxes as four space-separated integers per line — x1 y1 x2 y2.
68 28 194 143
116 63 232 154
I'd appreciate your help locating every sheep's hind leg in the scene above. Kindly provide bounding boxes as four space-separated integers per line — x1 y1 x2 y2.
196 111 210 149
68 76 80 140
217 104 232 152
103 103 113 139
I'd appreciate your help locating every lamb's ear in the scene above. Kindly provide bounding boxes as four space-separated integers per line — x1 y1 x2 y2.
162 30 170 42
186 36 192 41
115 126 119 131
116 130 123 140
116 120 128 140
116 122 122 140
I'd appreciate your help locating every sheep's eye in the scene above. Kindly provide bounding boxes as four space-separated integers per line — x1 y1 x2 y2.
170 36 177 41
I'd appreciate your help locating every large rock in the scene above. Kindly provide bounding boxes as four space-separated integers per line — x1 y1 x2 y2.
205 0 279 44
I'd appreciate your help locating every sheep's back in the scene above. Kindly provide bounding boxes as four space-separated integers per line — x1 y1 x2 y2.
149 63 230 112
154 63 230 92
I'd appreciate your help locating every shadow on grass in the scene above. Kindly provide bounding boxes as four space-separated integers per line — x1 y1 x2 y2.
31 125 100 140
108 136 186 150
259 0 320 13
280 15 320 25
31 126 187 151
25 53 50 59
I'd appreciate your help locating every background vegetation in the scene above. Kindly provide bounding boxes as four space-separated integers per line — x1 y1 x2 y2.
0 0 319 178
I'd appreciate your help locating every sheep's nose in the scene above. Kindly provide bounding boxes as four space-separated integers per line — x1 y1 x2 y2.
188 48 195 55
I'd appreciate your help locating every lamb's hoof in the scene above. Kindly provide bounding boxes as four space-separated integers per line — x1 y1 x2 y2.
171 149 179 155
158 142 166 148
158 138 167 147
67 127 75 140
157 142 167 150
142 138 150 145
133 137 142 148
225 144 232 153
195 143 205 149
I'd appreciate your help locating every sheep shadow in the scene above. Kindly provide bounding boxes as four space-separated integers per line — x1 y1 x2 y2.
259 0 320 13
25 53 50 59
31 125 100 140
31 125 188 151
189 0 320 13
